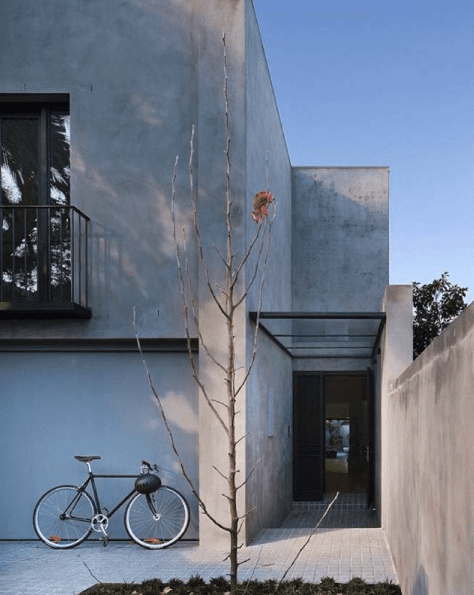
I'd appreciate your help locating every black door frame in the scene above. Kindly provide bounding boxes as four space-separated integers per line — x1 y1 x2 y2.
293 370 376 503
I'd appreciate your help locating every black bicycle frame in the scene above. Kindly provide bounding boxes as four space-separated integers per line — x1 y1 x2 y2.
74 471 140 519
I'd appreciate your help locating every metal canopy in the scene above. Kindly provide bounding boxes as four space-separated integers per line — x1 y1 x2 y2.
249 312 386 360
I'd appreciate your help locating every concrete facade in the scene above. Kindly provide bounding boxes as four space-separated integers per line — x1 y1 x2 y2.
292 167 389 314
382 298 474 595
0 346 199 540
378 285 413 527
0 0 393 552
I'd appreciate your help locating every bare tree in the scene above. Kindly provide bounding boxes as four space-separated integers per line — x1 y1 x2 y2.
135 34 274 594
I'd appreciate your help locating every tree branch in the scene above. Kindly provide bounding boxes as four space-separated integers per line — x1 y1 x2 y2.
171 153 230 434
235 458 260 491
133 307 230 534
274 492 340 591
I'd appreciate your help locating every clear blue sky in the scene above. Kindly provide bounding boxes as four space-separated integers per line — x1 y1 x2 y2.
253 0 474 304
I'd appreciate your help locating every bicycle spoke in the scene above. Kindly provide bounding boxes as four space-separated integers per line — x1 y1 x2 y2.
33 486 94 548
125 486 189 549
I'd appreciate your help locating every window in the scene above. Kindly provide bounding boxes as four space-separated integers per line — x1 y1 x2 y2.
0 95 90 317
1 96 70 207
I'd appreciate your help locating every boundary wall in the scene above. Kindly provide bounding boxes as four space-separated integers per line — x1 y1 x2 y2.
382 296 474 595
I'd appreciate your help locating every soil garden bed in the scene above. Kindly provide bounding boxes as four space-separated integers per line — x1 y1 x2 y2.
79 576 401 595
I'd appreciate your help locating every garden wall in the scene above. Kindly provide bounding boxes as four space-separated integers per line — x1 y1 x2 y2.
382 297 474 595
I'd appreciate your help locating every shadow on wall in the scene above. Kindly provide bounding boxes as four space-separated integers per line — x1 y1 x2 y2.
70 0 255 338
413 565 429 595
292 169 389 312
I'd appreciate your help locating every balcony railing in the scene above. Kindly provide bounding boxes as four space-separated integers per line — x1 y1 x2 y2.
0 205 91 318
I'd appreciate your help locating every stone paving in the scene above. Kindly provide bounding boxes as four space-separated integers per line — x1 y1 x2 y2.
0 499 398 595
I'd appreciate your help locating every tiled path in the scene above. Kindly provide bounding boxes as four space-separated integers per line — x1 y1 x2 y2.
0 497 398 595
284 494 379 529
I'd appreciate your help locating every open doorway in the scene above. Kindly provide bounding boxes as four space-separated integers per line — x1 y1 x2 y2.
293 372 375 502
324 375 367 493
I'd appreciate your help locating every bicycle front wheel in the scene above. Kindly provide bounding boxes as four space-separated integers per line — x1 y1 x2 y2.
33 485 95 549
125 486 190 549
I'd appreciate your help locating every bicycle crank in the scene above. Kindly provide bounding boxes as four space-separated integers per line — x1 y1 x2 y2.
91 513 110 545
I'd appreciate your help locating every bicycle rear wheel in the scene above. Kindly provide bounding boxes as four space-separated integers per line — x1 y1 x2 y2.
33 485 95 549
125 486 190 549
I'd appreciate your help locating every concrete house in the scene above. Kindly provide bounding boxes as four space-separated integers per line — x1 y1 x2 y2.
0 0 421 568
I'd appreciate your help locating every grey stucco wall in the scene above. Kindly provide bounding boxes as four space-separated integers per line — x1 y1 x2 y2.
0 0 295 547
245 332 293 538
379 285 413 527
192 0 249 548
243 0 293 541
292 167 389 312
184 0 294 546
383 299 474 595
0 0 394 549
0 348 198 539
0 0 200 339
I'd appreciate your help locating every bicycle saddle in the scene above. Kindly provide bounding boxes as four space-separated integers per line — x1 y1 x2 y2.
75 455 101 463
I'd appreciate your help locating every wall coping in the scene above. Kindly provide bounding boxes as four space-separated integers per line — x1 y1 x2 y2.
391 298 474 390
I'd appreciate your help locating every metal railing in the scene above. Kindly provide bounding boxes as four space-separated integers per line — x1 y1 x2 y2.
0 205 90 310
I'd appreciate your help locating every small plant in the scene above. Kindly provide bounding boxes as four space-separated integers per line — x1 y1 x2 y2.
209 576 229 591
318 577 339 595
78 576 402 595
187 575 207 589
344 577 367 595
277 579 304 595
371 582 401 595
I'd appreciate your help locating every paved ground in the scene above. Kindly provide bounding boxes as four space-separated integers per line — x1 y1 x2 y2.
284 494 380 529
0 498 398 595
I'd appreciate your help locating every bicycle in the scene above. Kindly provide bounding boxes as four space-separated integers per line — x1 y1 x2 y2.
33 456 190 550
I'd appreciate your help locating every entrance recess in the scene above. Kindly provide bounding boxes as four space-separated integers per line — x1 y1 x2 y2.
293 372 375 503
249 312 384 507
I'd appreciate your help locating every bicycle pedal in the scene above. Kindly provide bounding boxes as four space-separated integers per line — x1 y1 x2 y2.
101 536 109 547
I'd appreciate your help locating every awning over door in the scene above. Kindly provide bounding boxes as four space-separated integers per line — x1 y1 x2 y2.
249 312 386 360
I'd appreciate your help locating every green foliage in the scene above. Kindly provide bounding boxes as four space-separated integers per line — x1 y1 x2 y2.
371 581 402 594
413 271 468 358
78 576 403 595
209 576 230 591
317 576 339 594
188 575 208 588
344 577 367 594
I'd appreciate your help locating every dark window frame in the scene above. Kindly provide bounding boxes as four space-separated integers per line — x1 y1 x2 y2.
0 95 70 207
0 94 90 318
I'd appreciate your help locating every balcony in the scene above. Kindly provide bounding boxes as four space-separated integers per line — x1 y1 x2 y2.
0 205 91 319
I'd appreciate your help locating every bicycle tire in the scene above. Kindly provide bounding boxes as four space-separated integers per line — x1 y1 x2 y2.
33 485 95 549
125 485 190 549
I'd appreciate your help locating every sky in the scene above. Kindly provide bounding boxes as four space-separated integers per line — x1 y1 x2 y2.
252 0 474 304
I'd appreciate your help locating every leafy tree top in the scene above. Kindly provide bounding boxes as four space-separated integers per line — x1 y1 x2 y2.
413 272 468 358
